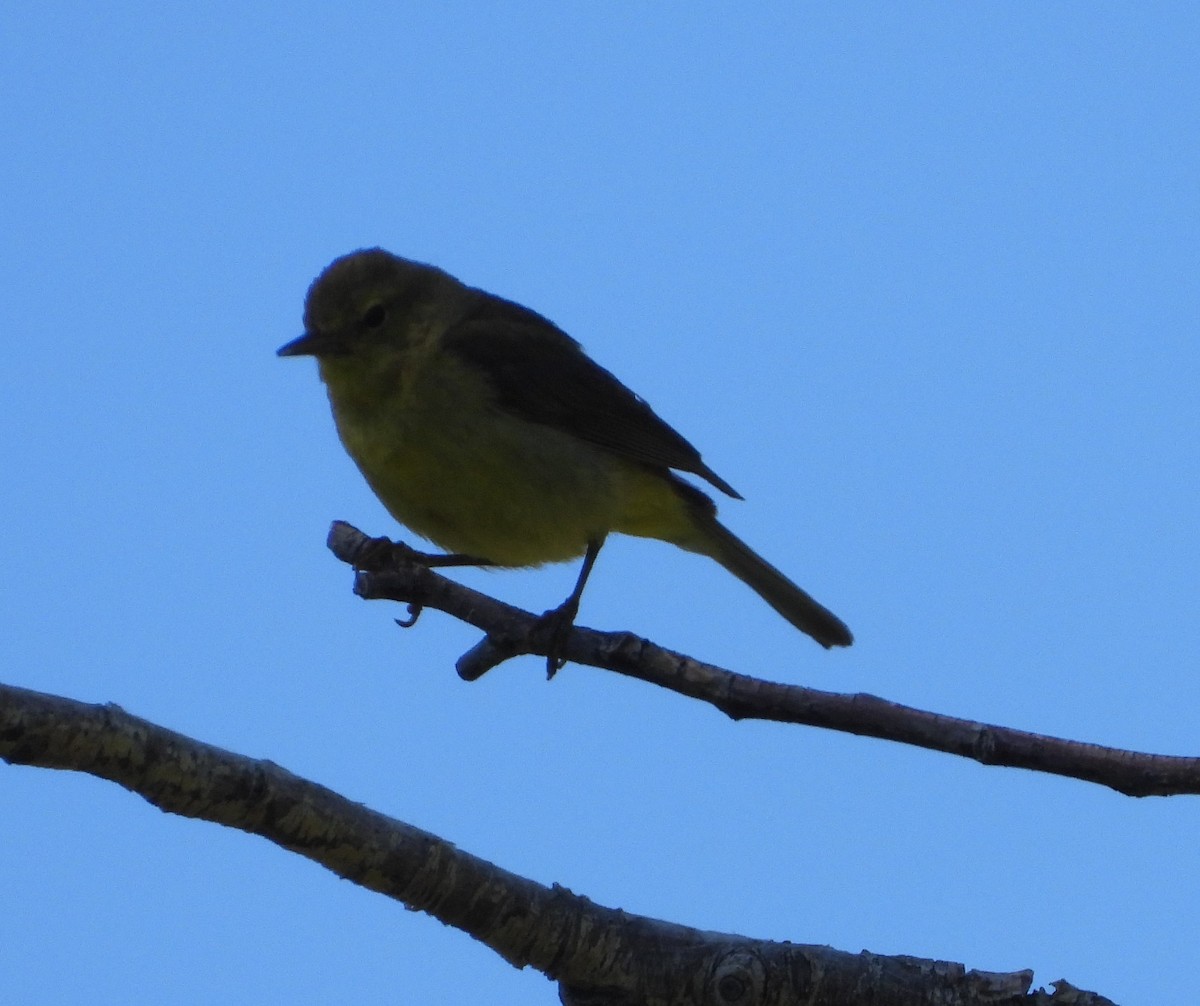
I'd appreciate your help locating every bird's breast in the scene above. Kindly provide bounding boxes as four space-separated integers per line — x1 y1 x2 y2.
320 351 629 566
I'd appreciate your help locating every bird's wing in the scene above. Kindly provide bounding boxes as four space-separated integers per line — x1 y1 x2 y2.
442 295 741 499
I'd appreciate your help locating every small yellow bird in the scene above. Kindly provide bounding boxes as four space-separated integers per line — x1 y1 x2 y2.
279 249 852 664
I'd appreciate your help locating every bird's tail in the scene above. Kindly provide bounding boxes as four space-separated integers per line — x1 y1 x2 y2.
696 515 853 649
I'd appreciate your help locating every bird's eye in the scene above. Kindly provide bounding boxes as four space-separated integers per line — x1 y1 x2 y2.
362 304 387 329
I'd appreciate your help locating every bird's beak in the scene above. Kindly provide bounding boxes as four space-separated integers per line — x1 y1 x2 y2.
277 330 328 357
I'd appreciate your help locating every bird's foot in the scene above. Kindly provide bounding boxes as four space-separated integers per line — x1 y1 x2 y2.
534 597 581 679
394 604 423 628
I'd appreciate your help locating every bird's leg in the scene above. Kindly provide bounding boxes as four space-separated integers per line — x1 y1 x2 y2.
538 535 605 679
418 552 498 568
349 529 499 574
349 537 496 630
396 552 496 626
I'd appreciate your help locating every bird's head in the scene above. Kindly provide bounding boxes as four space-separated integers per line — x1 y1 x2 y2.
278 248 453 360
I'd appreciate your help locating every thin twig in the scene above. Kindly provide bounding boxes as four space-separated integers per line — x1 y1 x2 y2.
328 521 1200 798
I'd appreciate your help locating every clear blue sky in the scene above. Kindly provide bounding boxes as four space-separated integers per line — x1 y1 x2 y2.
3 5 1198 1003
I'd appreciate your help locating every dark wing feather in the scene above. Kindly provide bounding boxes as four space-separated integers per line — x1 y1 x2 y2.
443 294 741 499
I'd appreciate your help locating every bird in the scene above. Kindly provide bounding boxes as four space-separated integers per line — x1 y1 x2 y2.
278 248 852 670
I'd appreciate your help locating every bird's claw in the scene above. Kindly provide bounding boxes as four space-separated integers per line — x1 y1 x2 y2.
394 603 423 628
535 600 580 679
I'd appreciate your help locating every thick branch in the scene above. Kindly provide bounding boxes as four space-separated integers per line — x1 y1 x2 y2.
1 680 1111 1006
328 521 1200 798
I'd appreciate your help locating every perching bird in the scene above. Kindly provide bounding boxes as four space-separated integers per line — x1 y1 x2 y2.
279 249 852 667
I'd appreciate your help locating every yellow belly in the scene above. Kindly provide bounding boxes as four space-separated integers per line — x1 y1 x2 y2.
320 350 697 567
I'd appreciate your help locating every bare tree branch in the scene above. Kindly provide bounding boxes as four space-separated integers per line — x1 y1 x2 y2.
328 521 1200 799
1 680 1113 1006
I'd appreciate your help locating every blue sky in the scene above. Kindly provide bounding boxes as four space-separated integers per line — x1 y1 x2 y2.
3 5 1198 1003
